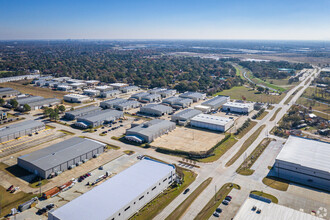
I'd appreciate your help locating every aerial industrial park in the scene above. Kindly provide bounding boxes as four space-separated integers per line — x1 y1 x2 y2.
0 61 328 220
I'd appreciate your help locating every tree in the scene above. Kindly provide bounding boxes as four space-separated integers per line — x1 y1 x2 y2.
58 105 66 113
23 104 31 112
43 107 53 117
0 98 5 106
257 87 265 93
9 99 18 109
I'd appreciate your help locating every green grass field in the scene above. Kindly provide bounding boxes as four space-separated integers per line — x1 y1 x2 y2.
262 177 289 191
235 121 257 139
270 108 282 121
214 86 286 104
250 190 278 203
246 72 287 92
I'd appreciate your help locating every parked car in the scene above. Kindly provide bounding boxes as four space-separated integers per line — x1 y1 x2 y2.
7 185 14 191
46 204 55 210
222 200 229 205
216 208 222 213
225 196 232 201
213 212 220 217
183 188 190 194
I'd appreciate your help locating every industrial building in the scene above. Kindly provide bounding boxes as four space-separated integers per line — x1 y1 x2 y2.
126 119 176 143
194 105 211 113
0 110 7 121
120 85 139 93
95 85 113 92
0 74 39 83
273 136 330 191
222 102 254 114
110 83 129 89
149 88 166 94
141 93 161 103
179 91 206 102
15 96 44 106
162 97 193 108
0 87 20 98
0 120 45 143
64 106 102 120
63 94 90 103
75 109 123 128
140 104 173 116
100 98 140 111
201 95 230 110
83 89 100 97
48 158 176 220
130 92 149 101
57 85 72 91
100 90 121 98
70 82 86 89
18 98 61 111
158 89 176 98
85 80 100 86
190 114 234 132
18 137 106 179
234 197 322 220
171 109 202 125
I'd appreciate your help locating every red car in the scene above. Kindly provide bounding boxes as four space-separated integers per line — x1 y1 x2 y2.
7 185 14 191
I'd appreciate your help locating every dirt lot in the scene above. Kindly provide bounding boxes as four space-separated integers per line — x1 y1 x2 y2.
1 82 68 99
151 126 225 153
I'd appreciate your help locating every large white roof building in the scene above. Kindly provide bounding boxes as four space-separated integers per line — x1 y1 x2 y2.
190 114 234 132
48 158 176 220
222 102 253 114
274 136 330 191
234 197 322 220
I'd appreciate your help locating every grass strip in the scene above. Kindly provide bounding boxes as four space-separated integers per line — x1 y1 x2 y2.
262 177 289 191
195 183 240 220
235 121 257 139
130 167 197 220
236 138 272 175
226 125 266 167
166 177 213 220
284 86 303 105
270 108 282 121
197 136 237 163
256 111 269 120
250 190 278 203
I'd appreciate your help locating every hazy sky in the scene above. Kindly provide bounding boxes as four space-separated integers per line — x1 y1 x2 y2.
1 0 330 40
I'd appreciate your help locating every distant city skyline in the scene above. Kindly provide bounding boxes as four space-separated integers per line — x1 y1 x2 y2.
1 0 330 40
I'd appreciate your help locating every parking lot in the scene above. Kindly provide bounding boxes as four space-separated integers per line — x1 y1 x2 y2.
12 153 139 220
151 126 225 152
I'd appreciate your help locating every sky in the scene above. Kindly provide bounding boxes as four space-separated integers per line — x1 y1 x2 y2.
0 0 330 40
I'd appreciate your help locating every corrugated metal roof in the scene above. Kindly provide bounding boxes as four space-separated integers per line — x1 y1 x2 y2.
0 120 44 138
179 91 205 99
202 95 229 106
19 137 105 171
191 114 233 126
127 119 175 137
101 98 126 105
172 109 202 120
141 104 173 112
66 106 101 117
223 102 253 108
16 96 44 105
77 109 123 123
234 198 322 220
49 158 175 220
276 136 330 173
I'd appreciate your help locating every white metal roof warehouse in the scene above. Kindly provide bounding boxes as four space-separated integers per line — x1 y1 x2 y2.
48 158 176 220
274 136 330 191
234 197 322 220
190 114 234 132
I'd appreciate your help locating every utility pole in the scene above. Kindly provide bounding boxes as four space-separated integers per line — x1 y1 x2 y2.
39 177 42 197
214 185 217 203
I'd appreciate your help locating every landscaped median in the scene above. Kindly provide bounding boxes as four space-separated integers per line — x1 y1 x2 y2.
250 190 278 203
262 176 289 191
236 138 272 175
165 177 213 220
284 86 303 105
195 183 240 220
226 125 266 167
129 167 197 220
270 107 282 121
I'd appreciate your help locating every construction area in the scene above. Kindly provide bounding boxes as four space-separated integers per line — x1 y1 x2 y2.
151 126 225 152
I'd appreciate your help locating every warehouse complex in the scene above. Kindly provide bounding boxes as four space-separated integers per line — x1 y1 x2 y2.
120 85 139 93
190 114 234 132
273 136 330 191
234 197 322 220
18 137 106 179
83 89 100 97
0 120 45 143
130 92 149 100
201 95 229 110
48 158 176 220
75 109 123 128
179 91 206 102
0 87 20 98
64 106 101 120
126 119 176 143
171 109 202 125
141 93 161 103
100 90 121 98
140 104 173 116
17 98 61 111
222 102 254 114
162 97 193 108
64 94 90 103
